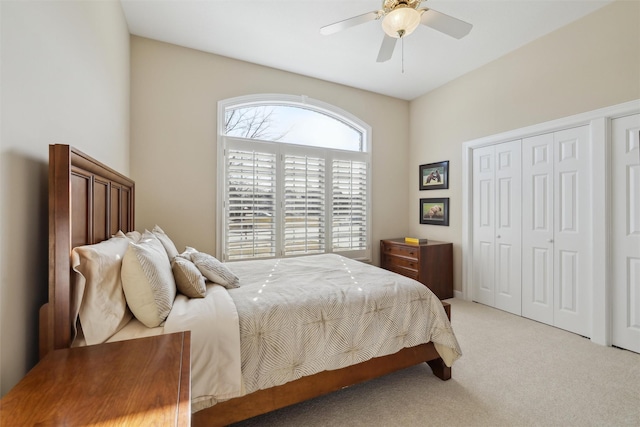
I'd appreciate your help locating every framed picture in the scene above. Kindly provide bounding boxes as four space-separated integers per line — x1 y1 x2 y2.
419 161 449 190
420 198 449 226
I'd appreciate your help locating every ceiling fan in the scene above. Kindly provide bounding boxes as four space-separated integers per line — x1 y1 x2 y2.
320 0 473 63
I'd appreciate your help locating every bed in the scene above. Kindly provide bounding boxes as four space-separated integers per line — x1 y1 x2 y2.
40 144 461 426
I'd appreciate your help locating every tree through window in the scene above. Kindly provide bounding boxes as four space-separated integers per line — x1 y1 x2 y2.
218 95 371 261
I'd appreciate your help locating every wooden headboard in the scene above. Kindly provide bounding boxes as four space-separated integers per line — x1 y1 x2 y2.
39 144 135 358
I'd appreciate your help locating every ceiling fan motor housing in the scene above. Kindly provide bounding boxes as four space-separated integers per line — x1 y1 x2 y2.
382 0 422 15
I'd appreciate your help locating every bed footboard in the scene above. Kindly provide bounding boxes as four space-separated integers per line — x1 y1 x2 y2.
193 341 448 427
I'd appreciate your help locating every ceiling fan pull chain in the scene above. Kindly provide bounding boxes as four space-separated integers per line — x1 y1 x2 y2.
401 36 405 73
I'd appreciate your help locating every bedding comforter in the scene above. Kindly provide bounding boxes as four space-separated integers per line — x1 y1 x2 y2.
160 254 461 412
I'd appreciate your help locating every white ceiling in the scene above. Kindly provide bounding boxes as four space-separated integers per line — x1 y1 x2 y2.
120 0 613 101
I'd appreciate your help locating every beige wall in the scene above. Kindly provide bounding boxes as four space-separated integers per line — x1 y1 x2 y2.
130 36 411 261
0 0 130 396
409 0 640 293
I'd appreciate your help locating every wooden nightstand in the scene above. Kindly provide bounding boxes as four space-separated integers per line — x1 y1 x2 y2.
0 331 191 426
380 238 453 300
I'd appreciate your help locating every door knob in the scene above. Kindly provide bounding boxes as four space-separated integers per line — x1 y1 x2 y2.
496 235 501 239
548 239 554 243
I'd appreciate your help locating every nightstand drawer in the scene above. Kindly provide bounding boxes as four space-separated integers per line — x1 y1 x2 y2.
382 254 419 271
384 262 419 280
382 243 419 259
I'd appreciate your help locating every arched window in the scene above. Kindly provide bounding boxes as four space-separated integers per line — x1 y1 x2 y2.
217 94 372 261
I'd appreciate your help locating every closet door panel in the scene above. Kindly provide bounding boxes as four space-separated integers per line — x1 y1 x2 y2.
494 141 521 314
532 175 551 230
523 127 591 335
558 250 578 311
523 134 554 325
612 113 640 353
473 146 496 306
527 246 554 324
557 172 577 232
553 126 590 336
473 141 521 315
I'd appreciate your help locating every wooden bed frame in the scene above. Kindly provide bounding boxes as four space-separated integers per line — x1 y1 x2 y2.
40 144 452 426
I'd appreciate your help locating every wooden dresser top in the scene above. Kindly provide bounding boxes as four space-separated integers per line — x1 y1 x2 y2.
382 238 451 247
0 331 191 426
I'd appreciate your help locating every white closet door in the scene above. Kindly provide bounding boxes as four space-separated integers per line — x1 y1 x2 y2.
552 126 591 337
612 114 640 353
494 141 522 314
473 145 496 307
522 133 555 326
522 126 591 336
472 141 521 314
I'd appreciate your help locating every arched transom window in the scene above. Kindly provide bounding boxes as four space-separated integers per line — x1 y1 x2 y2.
217 94 372 261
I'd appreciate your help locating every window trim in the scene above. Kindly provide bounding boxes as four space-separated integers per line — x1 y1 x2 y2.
217 94 372 262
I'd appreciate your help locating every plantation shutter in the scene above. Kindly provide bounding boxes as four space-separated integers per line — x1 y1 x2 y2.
226 147 277 260
332 159 368 251
283 153 326 255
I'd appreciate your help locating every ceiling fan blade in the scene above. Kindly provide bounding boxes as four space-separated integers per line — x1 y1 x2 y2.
320 11 379 35
420 8 473 39
376 35 397 63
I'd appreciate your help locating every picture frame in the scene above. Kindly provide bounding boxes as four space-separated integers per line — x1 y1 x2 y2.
419 161 449 190
420 198 449 226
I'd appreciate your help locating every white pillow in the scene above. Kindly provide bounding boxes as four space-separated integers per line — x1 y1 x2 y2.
71 235 133 345
113 230 142 243
191 251 240 289
176 246 198 262
121 231 177 327
151 224 179 260
171 257 206 298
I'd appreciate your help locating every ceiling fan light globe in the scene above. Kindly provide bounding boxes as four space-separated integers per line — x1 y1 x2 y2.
382 6 420 38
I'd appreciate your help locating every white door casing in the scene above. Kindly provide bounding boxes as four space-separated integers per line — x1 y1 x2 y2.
612 113 640 353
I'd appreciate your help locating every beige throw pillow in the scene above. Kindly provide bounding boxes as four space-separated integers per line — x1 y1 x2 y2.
191 251 240 289
121 231 177 327
172 257 206 298
71 235 133 345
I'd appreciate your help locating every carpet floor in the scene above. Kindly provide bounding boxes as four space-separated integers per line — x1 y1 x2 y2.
232 298 640 426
